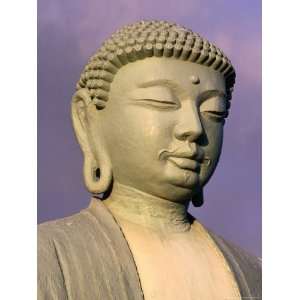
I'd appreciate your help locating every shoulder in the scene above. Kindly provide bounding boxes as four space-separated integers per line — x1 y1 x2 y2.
37 211 98 299
209 231 261 268
38 210 104 270
38 210 93 244
207 229 262 299
208 230 261 272
38 211 92 258
38 202 144 300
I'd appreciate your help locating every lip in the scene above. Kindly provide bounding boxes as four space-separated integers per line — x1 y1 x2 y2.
167 156 200 171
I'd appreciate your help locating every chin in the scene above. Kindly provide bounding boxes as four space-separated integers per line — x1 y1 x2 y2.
163 184 197 202
164 163 200 186
159 170 201 202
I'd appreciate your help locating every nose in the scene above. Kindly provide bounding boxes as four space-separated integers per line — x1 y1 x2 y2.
174 102 204 142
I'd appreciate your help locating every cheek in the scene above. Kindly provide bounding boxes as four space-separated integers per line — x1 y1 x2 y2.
122 108 173 150
101 105 175 167
200 120 224 184
202 119 223 156
207 125 223 158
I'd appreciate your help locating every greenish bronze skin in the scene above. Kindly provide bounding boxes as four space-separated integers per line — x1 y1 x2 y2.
72 58 227 203
38 21 261 300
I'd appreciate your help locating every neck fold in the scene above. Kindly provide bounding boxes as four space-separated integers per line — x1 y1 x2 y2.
103 182 191 233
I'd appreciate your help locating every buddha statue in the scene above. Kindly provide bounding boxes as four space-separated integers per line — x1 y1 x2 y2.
38 20 261 300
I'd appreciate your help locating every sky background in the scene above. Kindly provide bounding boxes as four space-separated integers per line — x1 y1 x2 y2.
38 0 261 256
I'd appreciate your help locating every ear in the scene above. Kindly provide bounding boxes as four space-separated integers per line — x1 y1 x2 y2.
71 88 113 194
71 88 93 153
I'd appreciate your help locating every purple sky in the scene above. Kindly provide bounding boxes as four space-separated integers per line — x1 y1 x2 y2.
38 0 261 256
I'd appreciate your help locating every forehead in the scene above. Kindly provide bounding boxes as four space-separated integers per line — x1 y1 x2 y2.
111 57 226 98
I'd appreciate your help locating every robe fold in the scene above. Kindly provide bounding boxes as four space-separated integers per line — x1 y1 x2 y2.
38 199 261 300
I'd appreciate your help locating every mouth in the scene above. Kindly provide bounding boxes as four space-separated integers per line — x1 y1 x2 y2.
167 156 200 171
167 155 211 171
158 146 211 172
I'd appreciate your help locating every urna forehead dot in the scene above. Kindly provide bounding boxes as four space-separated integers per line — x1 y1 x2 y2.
189 75 200 85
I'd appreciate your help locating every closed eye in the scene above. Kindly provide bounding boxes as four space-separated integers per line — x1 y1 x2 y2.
133 98 179 110
199 95 227 120
202 110 228 120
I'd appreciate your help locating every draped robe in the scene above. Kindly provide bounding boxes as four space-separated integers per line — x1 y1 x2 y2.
38 198 261 300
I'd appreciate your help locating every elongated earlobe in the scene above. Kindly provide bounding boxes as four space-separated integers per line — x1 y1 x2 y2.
83 152 113 195
72 88 113 195
191 188 204 207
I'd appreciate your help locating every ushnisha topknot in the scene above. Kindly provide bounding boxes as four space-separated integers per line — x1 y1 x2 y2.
76 20 236 110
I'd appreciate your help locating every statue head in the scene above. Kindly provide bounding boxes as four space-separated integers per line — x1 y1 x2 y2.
71 20 236 206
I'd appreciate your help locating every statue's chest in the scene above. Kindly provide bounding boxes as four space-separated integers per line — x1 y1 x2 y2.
119 221 241 300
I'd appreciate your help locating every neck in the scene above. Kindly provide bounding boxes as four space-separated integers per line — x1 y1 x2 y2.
103 182 191 233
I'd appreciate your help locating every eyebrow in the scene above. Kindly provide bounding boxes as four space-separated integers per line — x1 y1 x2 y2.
199 89 226 101
137 79 226 100
137 79 183 92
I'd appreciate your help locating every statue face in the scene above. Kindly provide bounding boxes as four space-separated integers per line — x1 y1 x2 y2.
97 57 227 201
